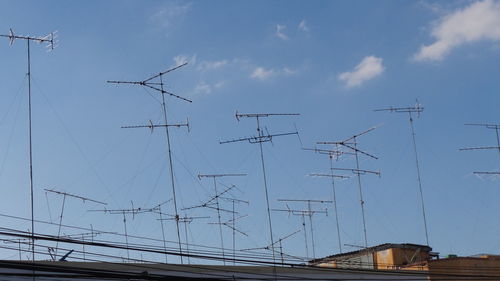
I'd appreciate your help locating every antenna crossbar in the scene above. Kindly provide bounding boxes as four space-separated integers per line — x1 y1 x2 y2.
44 189 106 205
331 167 380 177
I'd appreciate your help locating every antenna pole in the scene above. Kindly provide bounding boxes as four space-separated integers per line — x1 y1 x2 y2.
54 194 66 257
301 214 309 258
329 156 342 253
256 116 276 263
375 103 429 245
158 205 168 263
27 39 35 263
353 138 368 248
122 211 130 261
212 177 226 265
307 201 316 258
159 75 184 264
408 112 429 246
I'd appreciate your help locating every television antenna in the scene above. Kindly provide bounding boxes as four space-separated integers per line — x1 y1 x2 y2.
220 111 300 263
460 123 500 175
150 200 172 263
88 202 158 261
183 175 245 265
241 229 301 265
305 146 350 253
107 62 190 263
160 214 210 264
1 28 57 261
374 101 430 246
219 197 249 265
273 199 333 258
317 127 379 247
44 189 106 258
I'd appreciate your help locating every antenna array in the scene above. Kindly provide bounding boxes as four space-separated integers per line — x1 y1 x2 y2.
220 112 300 263
107 62 189 263
374 101 430 246
1 28 58 262
317 127 379 247
460 123 500 175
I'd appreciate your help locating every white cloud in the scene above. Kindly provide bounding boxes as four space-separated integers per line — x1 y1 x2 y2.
276 24 288 40
414 0 500 61
298 20 309 32
250 66 298 81
193 81 225 95
251 67 276 80
173 54 197 66
150 2 192 29
196 60 228 71
338 56 385 88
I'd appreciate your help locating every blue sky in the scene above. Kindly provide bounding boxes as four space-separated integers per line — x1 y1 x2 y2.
1 0 500 263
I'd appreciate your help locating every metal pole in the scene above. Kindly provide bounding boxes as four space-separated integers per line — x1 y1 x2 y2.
408 112 429 246
27 39 35 263
55 194 66 257
301 214 309 258
159 75 183 264
308 201 316 259
122 212 130 261
158 206 168 263
329 156 342 253
353 138 368 247
256 117 276 263
213 177 226 265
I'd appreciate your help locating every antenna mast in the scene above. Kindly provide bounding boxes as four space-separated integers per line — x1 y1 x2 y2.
220 112 299 263
160 214 210 264
197 173 246 265
275 199 330 259
374 101 429 245
460 123 500 175
44 189 106 258
317 127 379 247
107 62 190 264
305 146 350 253
1 28 57 262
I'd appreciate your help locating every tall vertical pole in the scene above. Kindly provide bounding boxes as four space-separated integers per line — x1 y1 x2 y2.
158 206 168 263
329 155 342 253
27 39 36 263
256 117 276 263
123 212 130 261
495 127 500 157
353 138 368 248
213 177 226 265
184 219 190 264
301 214 309 258
55 194 67 257
232 200 236 265
307 201 316 259
408 112 429 246
159 76 183 264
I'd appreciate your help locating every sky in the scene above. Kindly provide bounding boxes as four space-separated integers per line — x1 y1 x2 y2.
0 0 500 264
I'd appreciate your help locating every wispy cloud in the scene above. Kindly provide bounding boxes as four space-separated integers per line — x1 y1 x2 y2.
298 20 309 32
250 66 297 81
150 2 192 30
192 81 225 96
196 60 228 71
338 56 384 88
414 0 500 62
276 24 288 40
173 54 197 66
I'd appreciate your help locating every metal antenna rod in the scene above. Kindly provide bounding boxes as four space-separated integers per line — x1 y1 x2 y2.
88 203 158 262
44 189 106 258
1 28 56 263
198 173 246 265
217 195 249 265
461 123 500 175
305 147 350 253
318 127 379 247
277 199 330 259
375 102 429 245
160 214 210 264
220 112 299 264
107 63 189 264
